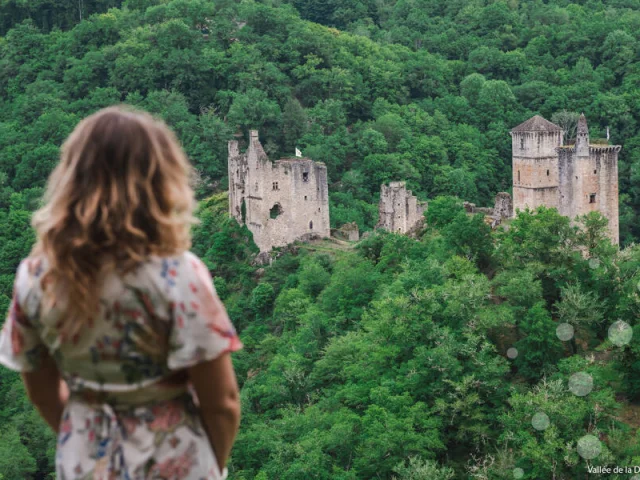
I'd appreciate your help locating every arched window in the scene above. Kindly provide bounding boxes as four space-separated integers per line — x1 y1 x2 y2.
520 137 525 150
309 221 313 230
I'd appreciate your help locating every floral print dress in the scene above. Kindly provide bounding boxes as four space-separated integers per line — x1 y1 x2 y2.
0 251 243 480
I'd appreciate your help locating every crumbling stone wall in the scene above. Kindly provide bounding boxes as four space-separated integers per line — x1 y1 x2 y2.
463 193 513 229
333 222 359 241
228 131 331 252
376 182 427 234
493 192 513 220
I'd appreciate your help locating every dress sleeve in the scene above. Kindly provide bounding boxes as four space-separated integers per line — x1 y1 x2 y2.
0 260 47 372
167 252 243 370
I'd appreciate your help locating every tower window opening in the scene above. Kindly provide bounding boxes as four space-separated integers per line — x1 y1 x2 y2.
547 170 549 176
302 172 309 182
304 196 307 200
520 137 524 150
589 193 596 204
594 170 597 174
518 170 520 183
318 208 321 212
270 203 283 219
309 221 313 230
272 182 279 190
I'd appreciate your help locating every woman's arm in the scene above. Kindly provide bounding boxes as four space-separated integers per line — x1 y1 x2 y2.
188 352 241 472
21 353 68 433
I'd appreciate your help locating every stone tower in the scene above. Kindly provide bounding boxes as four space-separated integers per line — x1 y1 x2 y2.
511 114 620 244
511 115 564 212
376 182 427 233
556 114 620 244
228 131 330 252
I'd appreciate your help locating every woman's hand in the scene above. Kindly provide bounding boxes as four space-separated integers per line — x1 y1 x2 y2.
60 378 70 404
188 382 200 407
188 353 241 472
21 353 67 433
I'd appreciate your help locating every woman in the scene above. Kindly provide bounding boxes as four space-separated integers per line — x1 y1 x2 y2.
0 106 242 479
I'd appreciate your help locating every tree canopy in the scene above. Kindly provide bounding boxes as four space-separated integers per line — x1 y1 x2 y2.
1 0 640 478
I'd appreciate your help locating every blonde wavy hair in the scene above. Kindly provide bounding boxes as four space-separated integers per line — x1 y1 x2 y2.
31 106 197 338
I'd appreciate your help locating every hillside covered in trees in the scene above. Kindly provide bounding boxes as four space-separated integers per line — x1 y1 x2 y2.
1 0 640 478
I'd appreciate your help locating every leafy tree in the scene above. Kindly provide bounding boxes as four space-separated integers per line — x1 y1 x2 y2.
0 425 37 479
425 196 463 228
393 457 455 480
514 302 564 381
298 261 331 297
0 0 640 477
551 110 580 143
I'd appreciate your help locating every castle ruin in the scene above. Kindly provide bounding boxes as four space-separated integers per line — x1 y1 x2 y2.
376 182 427 233
511 114 620 244
228 131 330 252
463 192 514 228
332 222 360 242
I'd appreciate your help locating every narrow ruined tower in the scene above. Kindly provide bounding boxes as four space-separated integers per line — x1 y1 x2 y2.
557 113 620 245
376 182 427 234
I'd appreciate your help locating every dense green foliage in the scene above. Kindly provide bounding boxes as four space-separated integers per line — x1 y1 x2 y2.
196 196 640 479
1 0 640 478
1 0 640 239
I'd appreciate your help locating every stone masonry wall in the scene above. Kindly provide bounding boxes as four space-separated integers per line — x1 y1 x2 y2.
376 182 427 233
512 130 563 214
558 146 620 245
511 115 620 245
229 131 330 252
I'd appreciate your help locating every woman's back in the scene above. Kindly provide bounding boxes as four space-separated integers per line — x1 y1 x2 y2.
1 250 241 479
0 106 243 479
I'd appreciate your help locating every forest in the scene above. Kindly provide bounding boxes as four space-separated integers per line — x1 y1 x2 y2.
0 0 640 478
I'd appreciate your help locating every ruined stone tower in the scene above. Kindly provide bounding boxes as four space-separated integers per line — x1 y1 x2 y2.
376 182 427 233
228 131 330 252
511 114 620 244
